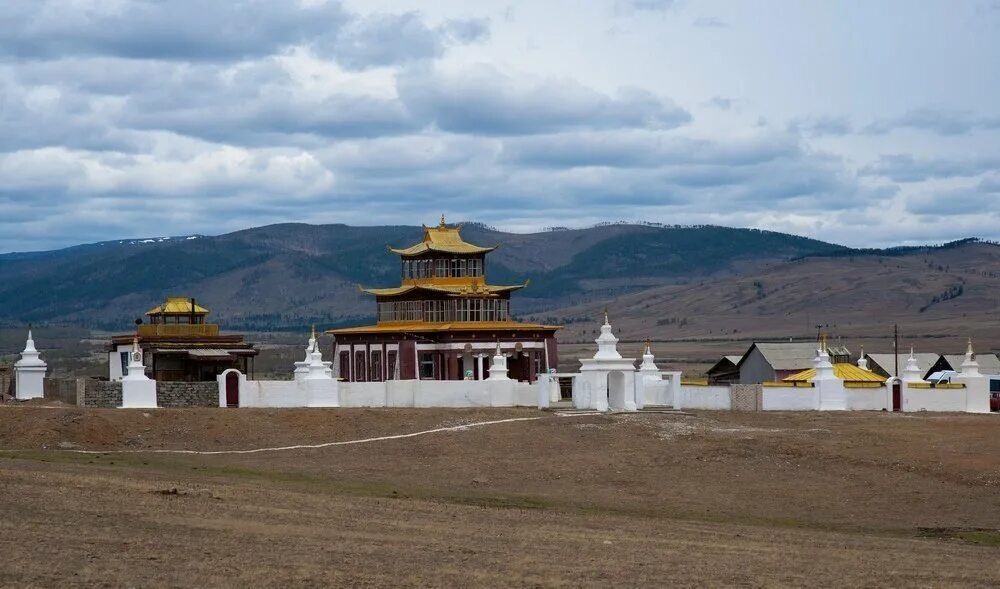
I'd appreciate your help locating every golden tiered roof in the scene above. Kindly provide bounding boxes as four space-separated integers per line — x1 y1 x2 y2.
329 320 557 335
388 216 497 256
361 282 527 297
783 363 887 383
146 297 210 316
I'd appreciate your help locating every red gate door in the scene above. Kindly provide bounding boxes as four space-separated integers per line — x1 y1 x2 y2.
892 382 901 412
225 372 240 407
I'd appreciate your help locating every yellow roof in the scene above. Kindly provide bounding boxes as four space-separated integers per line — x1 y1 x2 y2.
146 297 210 316
784 363 887 383
389 217 497 256
362 282 527 297
328 320 560 335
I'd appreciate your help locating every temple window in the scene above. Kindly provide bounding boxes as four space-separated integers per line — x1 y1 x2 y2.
370 351 382 381
419 353 435 379
387 351 397 380
339 351 350 380
354 351 367 382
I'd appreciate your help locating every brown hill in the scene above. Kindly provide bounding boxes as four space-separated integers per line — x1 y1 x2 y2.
539 242 1000 372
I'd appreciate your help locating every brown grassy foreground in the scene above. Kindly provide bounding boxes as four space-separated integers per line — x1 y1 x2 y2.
1 406 998 587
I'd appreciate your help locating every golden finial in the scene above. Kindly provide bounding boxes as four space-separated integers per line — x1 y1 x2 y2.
311 324 317 340
603 306 609 324
967 337 975 357
645 337 652 353
439 213 447 228
820 332 828 352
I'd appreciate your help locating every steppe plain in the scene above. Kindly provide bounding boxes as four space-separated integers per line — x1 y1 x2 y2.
1 405 998 587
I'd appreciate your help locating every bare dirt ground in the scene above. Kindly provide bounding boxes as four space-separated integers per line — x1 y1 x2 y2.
1 406 998 587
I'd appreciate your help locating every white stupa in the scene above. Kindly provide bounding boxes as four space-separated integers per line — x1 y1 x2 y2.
902 346 923 382
960 338 980 377
856 345 869 371
486 341 511 381
638 339 659 374
304 327 334 381
121 335 157 408
293 329 317 381
14 329 47 400
812 335 836 381
577 310 638 412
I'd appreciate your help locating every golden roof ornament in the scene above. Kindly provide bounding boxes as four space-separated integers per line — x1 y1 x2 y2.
439 214 447 228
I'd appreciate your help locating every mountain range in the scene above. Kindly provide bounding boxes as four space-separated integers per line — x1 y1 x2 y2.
0 223 996 347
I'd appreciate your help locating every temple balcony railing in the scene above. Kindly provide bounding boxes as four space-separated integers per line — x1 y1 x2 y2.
138 324 220 337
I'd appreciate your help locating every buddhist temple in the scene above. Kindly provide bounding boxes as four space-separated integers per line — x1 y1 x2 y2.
329 217 560 382
108 297 258 382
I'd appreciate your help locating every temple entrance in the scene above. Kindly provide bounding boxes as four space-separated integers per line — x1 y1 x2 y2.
225 371 240 407
608 370 627 410
892 381 901 412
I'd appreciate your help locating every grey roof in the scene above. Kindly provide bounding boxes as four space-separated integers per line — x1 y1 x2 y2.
943 353 1000 375
707 355 744 375
748 342 820 370
866 353 939 377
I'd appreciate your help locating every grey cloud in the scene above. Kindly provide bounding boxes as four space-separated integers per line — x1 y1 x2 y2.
860 154 1000 182
865 108 1000 135
618 0 677 12
326 13 489 71
0 1 484 70
692 17 728 28
787 116 852 137
500 131 799 169
705 96 733 110
398 66 691 135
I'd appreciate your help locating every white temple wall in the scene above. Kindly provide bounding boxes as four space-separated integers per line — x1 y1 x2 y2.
954 375 991 413
239 380 306 408
237 378 540 409
816 380 849 411
641 380 673 406
675 385 732 410
844 388 890 411
341 382 388 407
762 387 820 411
901 385 968 412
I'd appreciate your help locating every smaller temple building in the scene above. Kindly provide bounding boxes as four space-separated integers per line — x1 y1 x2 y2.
108 297 258 382
329 218 560 382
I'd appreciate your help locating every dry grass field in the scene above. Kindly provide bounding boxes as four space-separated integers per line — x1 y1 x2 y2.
1 406 998 587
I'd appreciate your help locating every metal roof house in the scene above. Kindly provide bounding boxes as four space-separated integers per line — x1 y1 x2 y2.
736 342 821 384
865 352 939 380
928 352 1000 378
706 355 743 384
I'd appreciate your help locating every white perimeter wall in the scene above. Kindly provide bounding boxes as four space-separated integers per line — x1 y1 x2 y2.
675 385 731 410
762 387 819 411
236 379 538 409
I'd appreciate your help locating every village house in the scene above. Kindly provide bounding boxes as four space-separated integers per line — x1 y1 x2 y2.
705 355 742 385
736 342 823 384
865 352 940 381
927 351 1000 377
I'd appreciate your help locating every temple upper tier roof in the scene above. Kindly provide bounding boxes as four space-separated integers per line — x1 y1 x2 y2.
388 217 497 256
146 297 210 316
361 282 528 297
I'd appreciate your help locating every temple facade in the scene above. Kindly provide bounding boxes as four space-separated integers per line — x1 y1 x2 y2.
108 297 258 382
329 218 560 382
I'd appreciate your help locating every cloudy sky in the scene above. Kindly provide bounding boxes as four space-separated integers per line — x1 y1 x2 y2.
2 0 999 252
